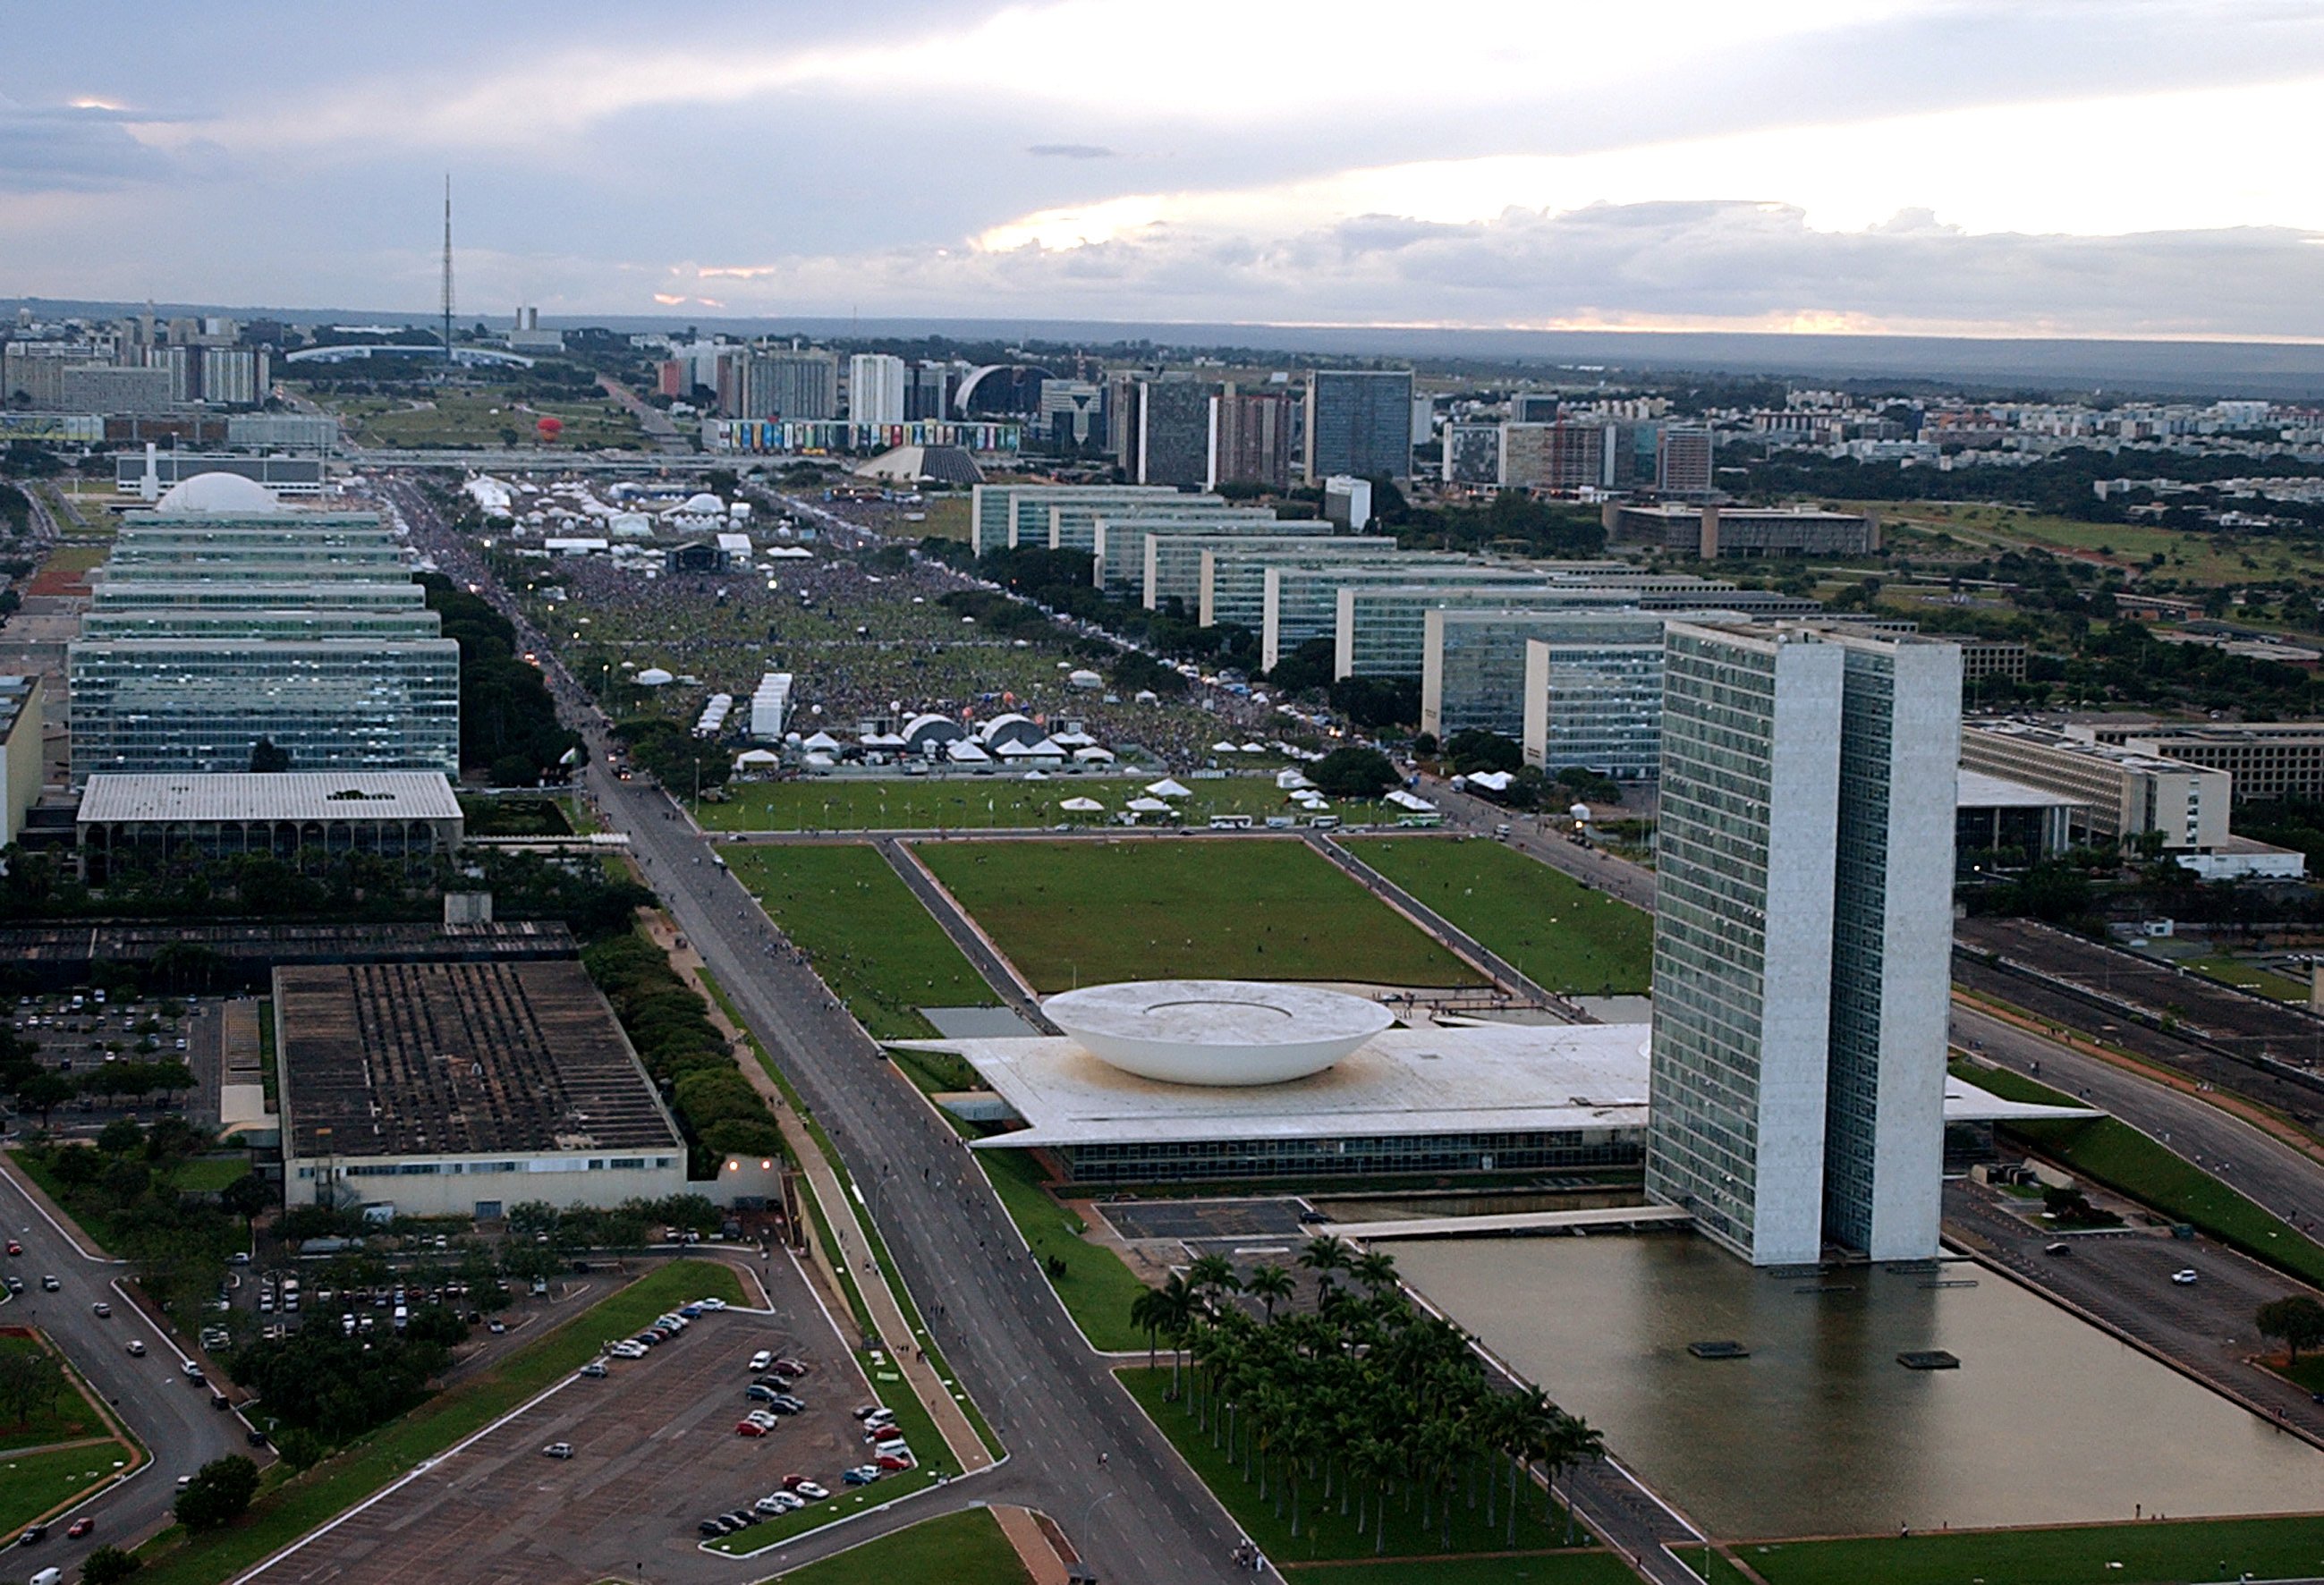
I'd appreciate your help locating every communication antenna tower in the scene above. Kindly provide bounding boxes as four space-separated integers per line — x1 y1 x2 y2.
441 174 455 366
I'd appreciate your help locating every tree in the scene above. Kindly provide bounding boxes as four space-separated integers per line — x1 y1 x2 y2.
174 1454 260 1531
1245 1262 1294 1323
1130 1285 1172 1371
248 737 291 774
1298 1235 1349 1298
1311 747 1398 801
1350 1250 1400 1295
1444 730 1522 776
2258 1295 2324 1362
0 1345 60 1425
82 1545 142 1584
14 1069 72 1126
221 1171 275 1228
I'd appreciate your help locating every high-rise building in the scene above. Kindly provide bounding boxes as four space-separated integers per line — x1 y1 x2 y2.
904 361 956 421
1647 623 1959 1266
199 346 268 407
1657 425 1714 496
1039 379 1104 448
1133 377 1217 489
1510 393 1561 423
849 353 908 427
736 349 838 421
1206 386 1293 490
61 365 174 417
1441 422 1503 487
1501 422 1605 491
1303 369 1413 482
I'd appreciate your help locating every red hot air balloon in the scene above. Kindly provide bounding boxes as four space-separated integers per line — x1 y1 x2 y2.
535 415 564 441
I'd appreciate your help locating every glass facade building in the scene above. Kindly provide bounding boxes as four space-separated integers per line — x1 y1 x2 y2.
1303 369 1414 482
1646 623 1957 1266
1417 606 1670 743
71 503 459 786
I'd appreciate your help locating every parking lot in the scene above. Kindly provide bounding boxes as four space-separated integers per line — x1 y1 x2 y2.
8 985 200 1125
248 1256 928 1584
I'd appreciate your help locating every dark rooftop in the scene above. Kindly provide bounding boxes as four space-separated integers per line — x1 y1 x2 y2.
277 960 680 1160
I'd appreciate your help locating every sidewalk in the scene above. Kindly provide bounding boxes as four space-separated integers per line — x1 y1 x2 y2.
640 911 997 1478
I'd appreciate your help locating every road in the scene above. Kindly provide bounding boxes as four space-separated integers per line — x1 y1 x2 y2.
385 477 1261 1583
0 1157 251 1568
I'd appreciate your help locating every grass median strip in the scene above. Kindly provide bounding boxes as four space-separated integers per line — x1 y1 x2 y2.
1743 1514 2324 1585
1954 1059 2324 1287
0 1441 134 1537
980 1150 1149 1353
129 1259 746 1585
752 1506 1031 1584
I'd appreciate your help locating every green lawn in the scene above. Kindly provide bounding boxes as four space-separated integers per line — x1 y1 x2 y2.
0 1336 105 1454
980 1148 1149 1352
11 1149 248 1251
1347 836 1652 996
1874 500 2324 588
1954 1061 2324 1287
130 1260 745 1584
728 843 997 1038
920 839 1483 991
1743 1514 2324 1585
698 777 1339 833
2184 954 2311 1002
314 387 645 452
1307 1557 1643 1585
760 1507 1030 1583
173 1157 252 1194
0 1442 133 1538
1118 1367 1589 1565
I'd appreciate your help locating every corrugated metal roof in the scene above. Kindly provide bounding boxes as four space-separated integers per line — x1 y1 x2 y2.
79 772 463 825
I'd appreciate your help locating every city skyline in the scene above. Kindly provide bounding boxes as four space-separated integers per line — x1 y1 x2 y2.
5 2 2324 340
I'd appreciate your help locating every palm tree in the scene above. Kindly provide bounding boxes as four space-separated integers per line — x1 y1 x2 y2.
1187 1253 1241 1310
1553 1413 1606 1546
1351 1249 1400 1296
1504 1390 1559 1545
1299 1234 1349 1297
1154 1273 1195 1396
1129 1284 1170 1371
1244 1262 1294 1322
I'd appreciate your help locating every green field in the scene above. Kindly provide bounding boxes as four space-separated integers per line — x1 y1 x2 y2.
310 386 645 451
1743 1514 2324 1585
729 843 997 1038
980 1148 1148 1352
2184 954 2310 1002
131 1260 745 1584
0 1336 105 1455
0 1441 131 1538
1349 836 1652 996
760 1507 1030 1583
698 777 1337 832
919 839 1483 991
1876 500 2324 587
1119 1367 1590 1567
1958 1061 2324 1286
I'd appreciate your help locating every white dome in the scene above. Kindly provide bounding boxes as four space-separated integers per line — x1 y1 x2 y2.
155 471 284 515
1045 980 1391 1087
681 492 725 513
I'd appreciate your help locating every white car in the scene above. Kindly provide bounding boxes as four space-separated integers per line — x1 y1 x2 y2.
754 1491 804 1515
749 1350 774 1371
2171 1268 2199 1285
696 1297 728 1311
791 1479 829 1501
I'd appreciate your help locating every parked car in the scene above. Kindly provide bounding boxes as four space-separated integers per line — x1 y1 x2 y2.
749 1350 774 1371
695 1297 727 1311
124 1341 145 1357
39 1275 58 1292
579 1361 608 1378
734 1420 769 1437
875 1452 914 1471
2172 1268 2200 1285
843 1465 880 1486
756 1490 804 1513
541 1442 573 1460
790 1479 828 1501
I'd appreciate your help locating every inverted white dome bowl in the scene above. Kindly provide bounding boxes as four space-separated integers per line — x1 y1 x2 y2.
1045 979 1390 1087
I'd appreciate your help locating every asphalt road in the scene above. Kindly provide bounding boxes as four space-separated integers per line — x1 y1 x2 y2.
384 477 1264 1582
0 1157 250 1569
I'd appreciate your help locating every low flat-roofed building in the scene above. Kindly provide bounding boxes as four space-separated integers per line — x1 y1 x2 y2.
276 959 685 1217
2092 720 2324 803
1608 503 1879 558
79 771 463 882
905 1012 2086 1186
1961 719 2229 851
1955 768 2082 869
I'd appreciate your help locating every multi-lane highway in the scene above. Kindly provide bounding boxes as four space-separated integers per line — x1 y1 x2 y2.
0 1160 251 1567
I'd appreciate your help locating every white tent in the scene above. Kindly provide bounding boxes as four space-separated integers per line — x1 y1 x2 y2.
947 740 993 763
1464 769 1515 793
1240 742 1266 753
1022 770 1048 780
1059 796 1105 812
734 748 781 767
1145 778 1192 798
1385 789 1437 812
1276 768 1315 790
1212 740 1240 752
634 667 674 686
1126 796 1173 813
803 751 835 768
1073 746 1116 763
1067 669 1104 690
1133 690 1160 704
801 730 843 752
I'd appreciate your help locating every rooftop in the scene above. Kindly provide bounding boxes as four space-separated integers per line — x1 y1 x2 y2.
277 960 680 1159
906 999 2091 1151
1956 769 2084 810
80 772 463 826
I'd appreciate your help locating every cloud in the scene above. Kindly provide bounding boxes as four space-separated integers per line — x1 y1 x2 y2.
656 200 2324 340
0 95 187 192
1027 144 1117 160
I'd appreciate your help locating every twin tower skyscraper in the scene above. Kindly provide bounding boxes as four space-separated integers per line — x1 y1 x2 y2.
1646 622 1962 1266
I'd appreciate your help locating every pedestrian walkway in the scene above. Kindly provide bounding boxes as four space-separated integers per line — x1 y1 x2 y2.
1327 1205 1693 1242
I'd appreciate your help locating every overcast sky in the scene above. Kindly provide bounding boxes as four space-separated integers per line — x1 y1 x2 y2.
7 0 2324 339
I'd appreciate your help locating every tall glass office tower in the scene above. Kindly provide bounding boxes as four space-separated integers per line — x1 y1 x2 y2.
1646 623 1959 1265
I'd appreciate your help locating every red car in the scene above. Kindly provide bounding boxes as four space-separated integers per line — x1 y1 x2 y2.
869 1424 906 1444
66 1517 94 1538
734 1420 769 1437
874 1452 913 1471
4 1242 19 1257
